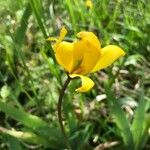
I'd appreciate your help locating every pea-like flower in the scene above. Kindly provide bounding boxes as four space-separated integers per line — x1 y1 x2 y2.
47 27 125 92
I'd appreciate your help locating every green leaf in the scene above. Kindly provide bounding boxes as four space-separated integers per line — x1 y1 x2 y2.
65 0 78 33
7 136 23 150
131 87 146 150
29 0 54 59
70 124 92 150
104 81 134 149
40 49 62 84
0 100 63 148
138 114 150 149
0 127 49 146
14 3 32 46
29 0 47 38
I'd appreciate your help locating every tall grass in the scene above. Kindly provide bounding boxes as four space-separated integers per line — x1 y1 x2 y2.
0 0 149 149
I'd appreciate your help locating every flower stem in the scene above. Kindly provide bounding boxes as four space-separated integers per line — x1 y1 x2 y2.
57 75 72 150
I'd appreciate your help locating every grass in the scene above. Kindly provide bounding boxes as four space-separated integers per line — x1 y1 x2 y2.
0 0 150 149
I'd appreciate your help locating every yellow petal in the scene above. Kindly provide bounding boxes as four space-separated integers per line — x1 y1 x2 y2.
46 26 67 42
47 26 67 52
70 74 94 92
59 26 67 42
71 32 101 74
77 31 101 49
91 45 125 72
46 37 58 42
55 41 74 72
86 0 93 9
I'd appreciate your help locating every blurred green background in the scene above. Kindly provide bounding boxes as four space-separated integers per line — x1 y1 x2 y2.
0 0 150 149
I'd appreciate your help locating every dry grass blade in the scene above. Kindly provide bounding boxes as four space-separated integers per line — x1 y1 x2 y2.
94 141 120 150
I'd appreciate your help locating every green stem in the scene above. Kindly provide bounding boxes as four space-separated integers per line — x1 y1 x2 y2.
57 75 72 150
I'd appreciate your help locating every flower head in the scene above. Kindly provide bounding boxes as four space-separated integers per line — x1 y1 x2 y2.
47 27 125 92
85 0 93 9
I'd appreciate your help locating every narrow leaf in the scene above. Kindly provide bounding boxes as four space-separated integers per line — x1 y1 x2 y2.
131 86 146 150
0 126 49 146
15 3 32 46
7 136 23 150
29 0 47 38
104 81 134 148
0 100 62 148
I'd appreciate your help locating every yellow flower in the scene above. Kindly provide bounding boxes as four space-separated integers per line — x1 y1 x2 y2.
85 0 93 9
47 27 125 92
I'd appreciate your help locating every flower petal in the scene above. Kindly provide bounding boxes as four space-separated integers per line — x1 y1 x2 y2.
70 74 94 92
77 31 101 49
46 37 58 42
91 45 125 72
86 0 93 9
59 26 67 42
47 27 67 52
71 32 101 74
55 41 74 72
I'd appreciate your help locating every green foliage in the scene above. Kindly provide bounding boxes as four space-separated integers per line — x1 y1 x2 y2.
0 0 149 149
104 81 134 149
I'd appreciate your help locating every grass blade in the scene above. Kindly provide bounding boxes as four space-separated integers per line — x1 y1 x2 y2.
131 86 146 150
14 3 32 46
65 0 77 33
29 0 47 38
29 0 54 59
0 127 49 146
0 100 63 148
40 49 62 84
104 81 134 149
6 136 23 150
138 114 150 149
